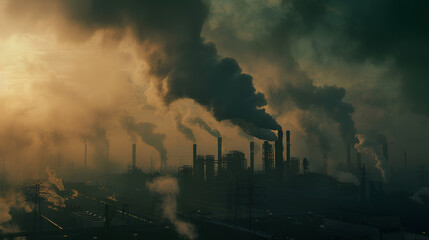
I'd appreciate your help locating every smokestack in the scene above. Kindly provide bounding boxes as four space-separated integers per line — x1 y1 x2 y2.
275 130 284 180
84 142 87 169
286 130 291 176
383 143 388 165
193 144 197 176
346 143 351 169
357 152 362 170
132 143 136 172
218 137 222 175
250 141 255 173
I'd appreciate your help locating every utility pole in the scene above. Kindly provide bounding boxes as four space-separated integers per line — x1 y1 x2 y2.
26 179 47 235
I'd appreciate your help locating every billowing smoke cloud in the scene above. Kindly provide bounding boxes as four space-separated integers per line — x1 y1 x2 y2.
205 0 362 145
46 167 65 191
410 187 429 205
189 117 221 138
146 177 197 239
4 0 281 140
121 115 167 169
0 191 32 233
322 0 429 116
298 111 332 153
355 134 389 182
173 113 196 143
44 167 66 208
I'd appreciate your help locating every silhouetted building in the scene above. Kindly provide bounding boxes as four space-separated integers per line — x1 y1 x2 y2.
303 158 310 173
290 157 300 176
194 155 205 182
224 151 246 179
178 165 193 184
286 130 291 176
206 155 215 182
275 130 284 180
262 141 274 177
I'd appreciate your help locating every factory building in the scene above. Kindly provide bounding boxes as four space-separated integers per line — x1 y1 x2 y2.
194 155 205 182
218 137 223 176
178 165 193 184
263 141 274 177
290 157 300 176
285 130 291 177
224 151 247 179
275 130 284 180
205 155 215 182
250 141 255 173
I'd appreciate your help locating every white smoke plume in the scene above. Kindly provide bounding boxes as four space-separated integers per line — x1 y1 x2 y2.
46 167 65 191
44 167 66 208
189 117 221 138
146 177 197 240
355 134 389 182
410 187 429 205
173 112 196 143
71 189 79 198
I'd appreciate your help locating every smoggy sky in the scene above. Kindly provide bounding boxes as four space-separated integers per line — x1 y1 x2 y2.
0 0 428 181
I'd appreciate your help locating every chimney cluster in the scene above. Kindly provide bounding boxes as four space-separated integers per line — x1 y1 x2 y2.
275 130 284 180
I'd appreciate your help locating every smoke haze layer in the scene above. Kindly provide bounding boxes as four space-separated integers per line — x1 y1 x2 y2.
4 0 280 140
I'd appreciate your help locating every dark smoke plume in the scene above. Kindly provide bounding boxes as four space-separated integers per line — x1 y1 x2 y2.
173 113 196 143
189 117 221 138
265 0 429 118
298 112 332 153
6 0 282 140
121 115 167 167
270 83 357 144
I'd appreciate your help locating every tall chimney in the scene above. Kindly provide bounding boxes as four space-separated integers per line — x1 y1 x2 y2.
193 144 197 176
357 152 362 169
250 141 255 173
132 143 136 172
383 143 388 165
275 130 284 180
84 142 87 169
346 143 351 169
286 130 291 176
218 137 222 175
